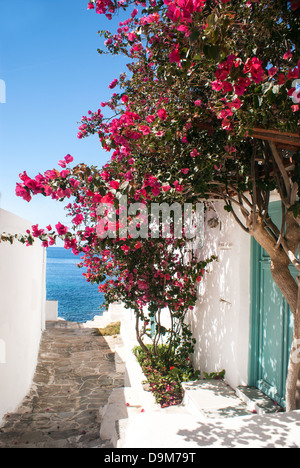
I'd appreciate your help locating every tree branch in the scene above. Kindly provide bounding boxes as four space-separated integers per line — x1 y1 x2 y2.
269 141 291 203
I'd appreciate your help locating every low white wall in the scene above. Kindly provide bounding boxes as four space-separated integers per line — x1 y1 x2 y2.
0 209 46 423
46 300 58 321
187 201 251 390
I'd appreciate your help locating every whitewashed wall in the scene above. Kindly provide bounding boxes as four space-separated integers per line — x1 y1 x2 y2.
187 201 251 390
0 209 46 423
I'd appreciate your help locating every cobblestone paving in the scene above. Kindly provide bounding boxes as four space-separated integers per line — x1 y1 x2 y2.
0 321 124 448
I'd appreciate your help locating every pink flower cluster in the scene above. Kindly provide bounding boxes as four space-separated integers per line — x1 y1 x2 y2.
16 154 74 203
164 0 206 25
211 53 300 129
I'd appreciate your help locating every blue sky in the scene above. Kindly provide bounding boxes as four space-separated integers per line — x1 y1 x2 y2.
0 0 129 230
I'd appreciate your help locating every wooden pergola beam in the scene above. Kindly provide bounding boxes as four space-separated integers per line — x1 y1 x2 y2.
252 128 300 150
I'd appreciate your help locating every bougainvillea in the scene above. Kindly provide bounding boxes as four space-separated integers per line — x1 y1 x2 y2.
2 0 300 408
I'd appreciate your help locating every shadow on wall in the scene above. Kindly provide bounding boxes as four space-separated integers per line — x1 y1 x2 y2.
188 202 251 389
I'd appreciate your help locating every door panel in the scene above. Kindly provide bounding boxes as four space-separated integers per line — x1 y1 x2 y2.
250 202 295 407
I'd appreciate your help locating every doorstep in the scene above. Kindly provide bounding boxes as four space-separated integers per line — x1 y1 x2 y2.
182 380 255 419
236 386 284 414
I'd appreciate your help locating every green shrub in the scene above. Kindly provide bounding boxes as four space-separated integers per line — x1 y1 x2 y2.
93 321 121 336
133 345 201 408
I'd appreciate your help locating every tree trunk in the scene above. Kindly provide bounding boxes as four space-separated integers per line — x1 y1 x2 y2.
135 312 150 355
286 314 300 412
271 265 300 411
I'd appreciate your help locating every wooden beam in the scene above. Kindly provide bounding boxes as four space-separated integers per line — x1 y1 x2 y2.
252 128 300 149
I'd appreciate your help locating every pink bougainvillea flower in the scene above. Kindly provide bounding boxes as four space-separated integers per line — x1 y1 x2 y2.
65 154 74 164
162 184 171 192
177 24 191 36
174 181 184 192
277 73 286 84
157 108 167 120
211 80 224 92
55 222 68 236
288 87 296 96
15 183 32 202
139 125 151 135
287 67 299 80
109 78 118 89
152 186 161 196
243 57 264 83
268 66 278 77
181 168 189 174
169 43 181 65
121 245 130 254
60 170 70 178
110 180 120 190
283 49 293 60
32 224 45 237
72 214 84 226
146 115 156 123
234 83 246 96
190 148 199 158
58 160 67 168
222 81 233 93
194 99 202 106
228 98 242 110
128 32 137 42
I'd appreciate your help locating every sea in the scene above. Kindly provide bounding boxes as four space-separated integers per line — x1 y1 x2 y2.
46 247 105 323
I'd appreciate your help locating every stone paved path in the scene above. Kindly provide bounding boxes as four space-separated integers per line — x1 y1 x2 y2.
0 321 124 448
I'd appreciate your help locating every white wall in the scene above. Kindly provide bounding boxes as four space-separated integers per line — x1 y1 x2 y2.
187 201 251 390
45 300 58 321
0 209 46 423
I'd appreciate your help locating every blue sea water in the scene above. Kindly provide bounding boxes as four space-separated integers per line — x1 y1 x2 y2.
46 247 105 323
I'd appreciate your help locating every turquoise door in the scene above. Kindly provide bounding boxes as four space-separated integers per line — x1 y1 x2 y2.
249 202 295 407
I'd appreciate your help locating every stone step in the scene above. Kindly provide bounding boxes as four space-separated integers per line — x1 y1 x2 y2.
182 380 255 419
236 386 284 414
99 387 145 447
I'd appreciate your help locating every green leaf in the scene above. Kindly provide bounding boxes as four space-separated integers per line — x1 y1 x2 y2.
203 45 220 60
